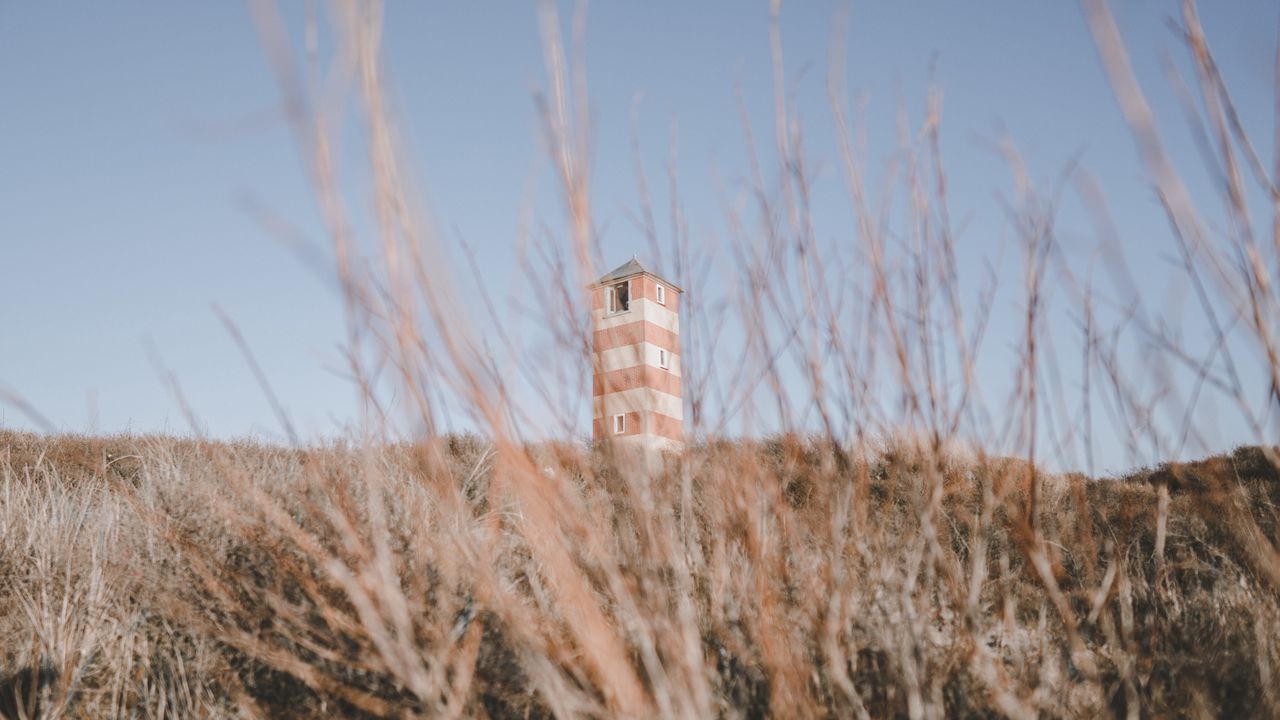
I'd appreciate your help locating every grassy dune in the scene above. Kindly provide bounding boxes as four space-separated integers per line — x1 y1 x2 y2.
1 430 1277 717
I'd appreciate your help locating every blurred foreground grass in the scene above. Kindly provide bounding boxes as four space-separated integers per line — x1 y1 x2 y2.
1 429 1277 718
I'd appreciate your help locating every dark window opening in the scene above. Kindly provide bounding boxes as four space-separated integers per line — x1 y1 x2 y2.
610 281 630 313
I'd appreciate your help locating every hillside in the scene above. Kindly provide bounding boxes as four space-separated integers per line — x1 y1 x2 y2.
1 430 1277 718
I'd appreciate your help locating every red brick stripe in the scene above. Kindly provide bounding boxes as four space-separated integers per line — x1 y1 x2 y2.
593 321 680 354
593 365 683 398
592 275 680 312
649 412 684 441
593 411 641 438
634 275 679 311
592 411 683 442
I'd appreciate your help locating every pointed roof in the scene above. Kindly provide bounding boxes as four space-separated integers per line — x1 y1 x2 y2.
594 256 682 292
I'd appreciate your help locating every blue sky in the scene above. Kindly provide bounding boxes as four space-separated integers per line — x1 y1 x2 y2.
1 2 1277 471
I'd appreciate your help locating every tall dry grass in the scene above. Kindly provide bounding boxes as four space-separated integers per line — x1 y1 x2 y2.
3 0 1280 717
1 432 1278 718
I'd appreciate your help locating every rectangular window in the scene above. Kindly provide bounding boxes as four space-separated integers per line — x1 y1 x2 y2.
658 348 669 369
608 280 630 313
612 414 626 434
656 284 666 305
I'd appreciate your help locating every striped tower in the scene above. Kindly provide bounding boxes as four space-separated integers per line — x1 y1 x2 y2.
591 258 684 450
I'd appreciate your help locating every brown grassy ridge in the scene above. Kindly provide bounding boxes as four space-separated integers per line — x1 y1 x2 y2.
2 428 1278 718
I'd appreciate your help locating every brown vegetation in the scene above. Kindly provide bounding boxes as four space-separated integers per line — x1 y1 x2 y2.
1 430 1278 718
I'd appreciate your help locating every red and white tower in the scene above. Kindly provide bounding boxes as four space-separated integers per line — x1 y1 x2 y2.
591 258 684 450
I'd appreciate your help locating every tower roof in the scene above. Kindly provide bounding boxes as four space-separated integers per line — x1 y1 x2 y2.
594 256 682 292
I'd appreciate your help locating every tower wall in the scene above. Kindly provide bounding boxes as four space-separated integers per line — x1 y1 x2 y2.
591 271 683 450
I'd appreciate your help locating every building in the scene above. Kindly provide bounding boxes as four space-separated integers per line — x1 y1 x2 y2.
590 257 684 450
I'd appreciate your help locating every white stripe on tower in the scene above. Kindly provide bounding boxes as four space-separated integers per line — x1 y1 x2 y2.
597 342 681 376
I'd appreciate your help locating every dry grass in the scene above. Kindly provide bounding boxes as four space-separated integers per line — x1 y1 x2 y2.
0 432 1278 718
6 0 1280 716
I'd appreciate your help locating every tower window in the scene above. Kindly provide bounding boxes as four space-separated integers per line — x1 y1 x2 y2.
612 414 626 434
658 348 670 369
608 281 630 313
656 284 666 305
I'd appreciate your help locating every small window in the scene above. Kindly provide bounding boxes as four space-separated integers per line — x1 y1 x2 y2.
608 281 630 313
656 284 666 305
612 414 626 434
658 348 669 369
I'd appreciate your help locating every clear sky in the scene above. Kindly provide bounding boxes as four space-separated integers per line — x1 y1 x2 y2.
2 2 1277 471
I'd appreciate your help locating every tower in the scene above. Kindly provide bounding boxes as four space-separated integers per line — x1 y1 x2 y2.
591 257 684 450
